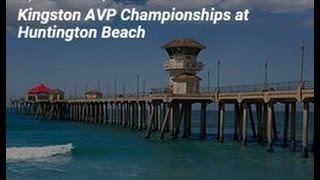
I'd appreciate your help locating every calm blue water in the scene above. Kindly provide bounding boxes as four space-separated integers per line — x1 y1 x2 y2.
6 109 314 180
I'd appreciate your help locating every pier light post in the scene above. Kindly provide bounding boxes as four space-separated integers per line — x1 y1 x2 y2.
264 60 269 89
137 74 140 96
107 84 110 98
300 43 305 87
122 83 125 96
74 86 77 99
114 79 117 98
207 70 210 93
217 60 220 93
143 80 146 96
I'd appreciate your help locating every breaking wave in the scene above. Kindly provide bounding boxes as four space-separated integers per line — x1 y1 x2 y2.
6 143 74 161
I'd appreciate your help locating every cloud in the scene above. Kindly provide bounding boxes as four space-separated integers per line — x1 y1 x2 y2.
145 0 222 10
56 0 118 11
218 0 314 13
145 0 314 12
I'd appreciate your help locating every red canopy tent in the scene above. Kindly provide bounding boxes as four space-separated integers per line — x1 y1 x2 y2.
28 84 51 95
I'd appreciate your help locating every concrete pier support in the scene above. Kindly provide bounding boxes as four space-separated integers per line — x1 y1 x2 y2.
301 102 309 157
238 103 244 142
176 103 185 137
262 103 268 144
157 104 162 132
183 103 192 138
72 104 75 120
130 103 134 129
187 103 192 137
290 102 296 152
282 103 289 148
200 103 207 140
153 104 157 131
172 103 180 139
94 103 98 123
72 104 76 120
121 103 125 128
126 103 130 127
80 103 85 122
234 103 239 141
69 104 72 120
271 104 277 140
97 103 101 123
103 103 107 124
98 103 101 123
142 103 146 129
216 103 221 141
91 103 95 123
115 103 119 126
77 103 81 121
99 103 103 124
73 104 76 121
256 103 262 143
84 103 89 122
145 103 155 138
170 106 174 136
218 103 225 143
86 104 90 123
248 104 257 139
110 103 114 125
82 104 85 122
267 103 273 152
242 103 248 145
138 103 142 130
160 104 171 139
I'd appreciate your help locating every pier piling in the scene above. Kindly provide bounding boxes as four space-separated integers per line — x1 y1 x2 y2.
301 102 309 157
283 103 289 148
218 102 225 143
200 103 207 140
242 103 248 145
267 103 273 152
290 102 296 152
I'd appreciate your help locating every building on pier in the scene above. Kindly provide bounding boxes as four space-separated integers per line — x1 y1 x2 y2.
163 38 205 94
27 83 51 101
49 88 65 101
85 90 103 99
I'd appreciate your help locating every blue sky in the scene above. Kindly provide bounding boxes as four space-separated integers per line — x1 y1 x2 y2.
6 0 314 102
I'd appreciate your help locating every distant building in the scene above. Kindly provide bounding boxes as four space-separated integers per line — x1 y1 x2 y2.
49 88 65 101
27 84 51 101
163 38 205 94
85 90 103 99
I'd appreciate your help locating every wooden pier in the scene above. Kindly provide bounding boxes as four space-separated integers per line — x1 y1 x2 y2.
11 80 314 157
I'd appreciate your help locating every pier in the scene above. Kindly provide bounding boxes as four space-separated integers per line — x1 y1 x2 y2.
10 39 314 157
10 80 314 157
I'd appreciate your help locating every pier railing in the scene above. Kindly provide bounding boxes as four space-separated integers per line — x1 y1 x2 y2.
200 80 313 94
65 80 314 99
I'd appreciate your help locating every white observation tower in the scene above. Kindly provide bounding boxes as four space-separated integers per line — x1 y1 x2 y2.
163 38 205 94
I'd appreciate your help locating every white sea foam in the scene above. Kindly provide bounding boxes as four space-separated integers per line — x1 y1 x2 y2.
6 143 74 161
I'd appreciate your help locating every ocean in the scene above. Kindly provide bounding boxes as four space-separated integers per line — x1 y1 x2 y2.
6 108 314 180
